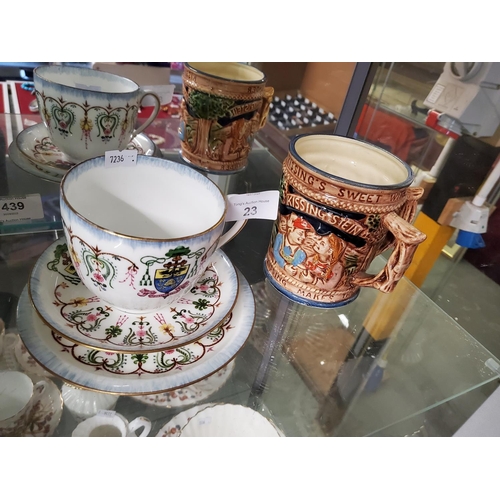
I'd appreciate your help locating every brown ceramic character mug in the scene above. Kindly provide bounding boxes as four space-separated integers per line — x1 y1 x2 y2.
264 134 426 307
179 62 274 173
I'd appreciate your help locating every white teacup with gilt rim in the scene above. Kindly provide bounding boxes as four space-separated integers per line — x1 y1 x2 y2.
0 370 48 437
34 65 161 163
60 155 245 313
72 410 151 437
62 383 119 423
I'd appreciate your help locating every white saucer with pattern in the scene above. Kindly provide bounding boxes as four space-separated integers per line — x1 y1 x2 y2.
10 123 160 183
134 359 235 408
17 269 254 395
29 238 239 353
156 403 212 437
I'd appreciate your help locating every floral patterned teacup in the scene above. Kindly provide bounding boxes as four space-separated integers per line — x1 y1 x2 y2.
60 155 245 313
72 411 151 437
34 65 161 163
0 370 48 436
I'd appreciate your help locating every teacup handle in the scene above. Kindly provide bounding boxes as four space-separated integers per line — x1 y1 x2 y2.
32 379 49 401
258 87 275 128
216 219 247 249
128 416 151 437
132 91 161 139
351 212 426 293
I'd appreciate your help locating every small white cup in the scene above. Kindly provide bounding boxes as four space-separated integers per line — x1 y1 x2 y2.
72 410 151 437
62 384 119 423
0 370 48 436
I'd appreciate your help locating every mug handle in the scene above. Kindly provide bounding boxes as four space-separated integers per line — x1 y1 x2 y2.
351 212 426 293
377 186 424 255
216 219 247 250
128 416 151 437
132 91 161 139
258 87 275 128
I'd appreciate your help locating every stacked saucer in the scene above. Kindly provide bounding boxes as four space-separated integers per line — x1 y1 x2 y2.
17 238 255 395
9 122 162 183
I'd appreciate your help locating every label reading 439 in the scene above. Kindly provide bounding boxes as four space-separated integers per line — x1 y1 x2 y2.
105 150 138 167
0 194 44 223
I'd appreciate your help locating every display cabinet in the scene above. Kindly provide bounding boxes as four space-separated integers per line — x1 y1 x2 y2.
1 89 499 436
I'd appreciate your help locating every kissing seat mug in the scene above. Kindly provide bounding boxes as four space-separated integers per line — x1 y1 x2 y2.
264 134 426 307
59 155 245 313
34 65 161 163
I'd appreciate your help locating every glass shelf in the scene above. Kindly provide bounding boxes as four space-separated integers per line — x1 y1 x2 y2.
1 115 499 437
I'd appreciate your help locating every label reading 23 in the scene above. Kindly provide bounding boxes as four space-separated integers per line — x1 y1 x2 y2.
226 191 279 222
243 206 257 217
105 150 138 167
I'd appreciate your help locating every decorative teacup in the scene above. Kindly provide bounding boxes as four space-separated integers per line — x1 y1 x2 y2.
179 62 274 173
60 155 245 313
61 383 119 423
72 411 151 437
0 370 48 436
34 65 161 163
264 134 426 307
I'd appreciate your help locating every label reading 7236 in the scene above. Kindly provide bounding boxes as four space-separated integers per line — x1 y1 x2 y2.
105 150 138 167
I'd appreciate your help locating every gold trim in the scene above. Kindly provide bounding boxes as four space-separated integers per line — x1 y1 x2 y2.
60 158 228 243
27 262 241 355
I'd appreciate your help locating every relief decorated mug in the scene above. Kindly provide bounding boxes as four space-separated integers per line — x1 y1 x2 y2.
179 62 274 173
264 134 426 307
60 155 246 313
34 65 161 163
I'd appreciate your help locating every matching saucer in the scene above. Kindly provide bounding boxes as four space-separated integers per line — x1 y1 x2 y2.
0 333 21 372
9 141 62 183
10 122 161 183
156 403 211 436
156 403 283 437
17 268 255 395
29 238 239 353
134 359 235 408
14 334 53 379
